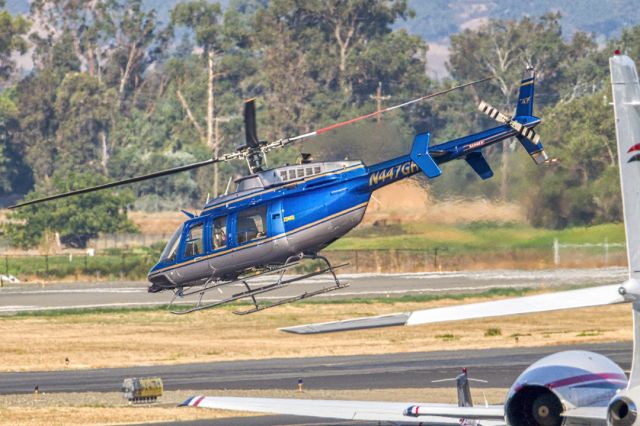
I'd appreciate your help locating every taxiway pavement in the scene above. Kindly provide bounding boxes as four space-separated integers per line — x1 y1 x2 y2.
0 342 631 395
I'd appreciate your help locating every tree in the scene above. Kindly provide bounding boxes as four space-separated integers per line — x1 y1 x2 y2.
447 13 603 200
30 0 117 78
0 0 30 80
0 89 32 195
171 1 251 197
6 172 136 248
248 0 428 166
522 89 619 228
171 0 223 150
54 72 116 172
292 0 413 97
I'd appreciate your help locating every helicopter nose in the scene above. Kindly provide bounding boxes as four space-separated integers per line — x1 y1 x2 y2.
148 283 164 293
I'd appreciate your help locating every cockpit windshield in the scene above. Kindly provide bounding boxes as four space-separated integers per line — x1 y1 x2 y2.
161 224 184 262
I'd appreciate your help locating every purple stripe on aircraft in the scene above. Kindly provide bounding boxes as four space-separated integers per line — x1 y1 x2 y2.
545 372 627 389
628 153 640 163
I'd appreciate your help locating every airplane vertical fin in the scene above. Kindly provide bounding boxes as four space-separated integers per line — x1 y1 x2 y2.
457 369 473 407
611 53 640 282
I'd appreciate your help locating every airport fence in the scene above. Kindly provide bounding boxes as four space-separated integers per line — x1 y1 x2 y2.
88 233 169 251
0 253 155 282
552 238 626 267
0 241 628 284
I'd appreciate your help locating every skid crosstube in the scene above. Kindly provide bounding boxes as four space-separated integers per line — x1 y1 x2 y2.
169 255 348 315
175 261 301 298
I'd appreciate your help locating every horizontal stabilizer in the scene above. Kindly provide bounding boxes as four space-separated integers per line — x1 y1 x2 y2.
281 284 628 334
465 152 493 179
410 133 442 179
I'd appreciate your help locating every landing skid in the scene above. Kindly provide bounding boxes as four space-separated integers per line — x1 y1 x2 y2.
169 255 349 315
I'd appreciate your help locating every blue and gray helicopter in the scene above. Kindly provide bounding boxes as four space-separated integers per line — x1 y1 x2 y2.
12 69 549 314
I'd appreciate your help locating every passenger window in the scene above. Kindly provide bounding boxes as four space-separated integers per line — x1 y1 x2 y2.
237 205 267 244
314 166 321 174
280 171 287 181
183 223 204 257
306 167 313 176
288 169 296 180
212 216 227 250
297 168 304 178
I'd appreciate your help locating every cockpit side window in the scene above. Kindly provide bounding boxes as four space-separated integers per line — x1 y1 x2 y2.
212 216 227 250
237 205 267 245
183 222 204 258
161 224 184 262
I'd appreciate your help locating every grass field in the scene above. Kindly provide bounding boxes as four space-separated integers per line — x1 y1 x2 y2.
0 289 632 372
331 221 626 252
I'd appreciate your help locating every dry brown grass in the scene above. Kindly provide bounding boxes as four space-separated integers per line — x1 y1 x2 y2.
0 388 507 426
0 297 631 372
128 211 184 235
363 181 524 226
125 186 525 236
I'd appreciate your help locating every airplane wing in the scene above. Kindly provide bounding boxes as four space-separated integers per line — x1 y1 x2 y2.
280 283 627 334
180 396 506 425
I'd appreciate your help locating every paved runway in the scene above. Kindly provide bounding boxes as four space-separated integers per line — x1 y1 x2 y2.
0 267 627 313
0 342 631 395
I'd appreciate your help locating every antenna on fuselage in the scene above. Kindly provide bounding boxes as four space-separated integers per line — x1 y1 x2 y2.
224 177 233 196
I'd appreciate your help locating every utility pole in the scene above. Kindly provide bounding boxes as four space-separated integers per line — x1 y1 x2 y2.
370 82 390 122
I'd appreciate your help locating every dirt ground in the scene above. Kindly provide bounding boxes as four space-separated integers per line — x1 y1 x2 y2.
0 297 631 373
0 387 507 425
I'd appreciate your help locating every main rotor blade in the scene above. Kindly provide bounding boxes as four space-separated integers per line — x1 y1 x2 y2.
9 158 218 209
285 76 496 144
244 98 259 148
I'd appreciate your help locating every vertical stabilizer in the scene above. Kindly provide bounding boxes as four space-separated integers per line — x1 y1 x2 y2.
456 368 473 407
611 53 640 390
611 53 640 281
515 67 535 117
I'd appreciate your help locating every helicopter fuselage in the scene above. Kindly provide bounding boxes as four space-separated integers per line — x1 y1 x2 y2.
147 117 541 292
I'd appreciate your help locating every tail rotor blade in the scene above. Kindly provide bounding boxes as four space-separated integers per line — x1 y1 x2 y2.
478 100 542 147
510 121 541 145
244 98 259 148
478 101 510 124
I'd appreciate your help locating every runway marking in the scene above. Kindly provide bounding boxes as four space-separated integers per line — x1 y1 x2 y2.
0 306 40 312
0 288 144 294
